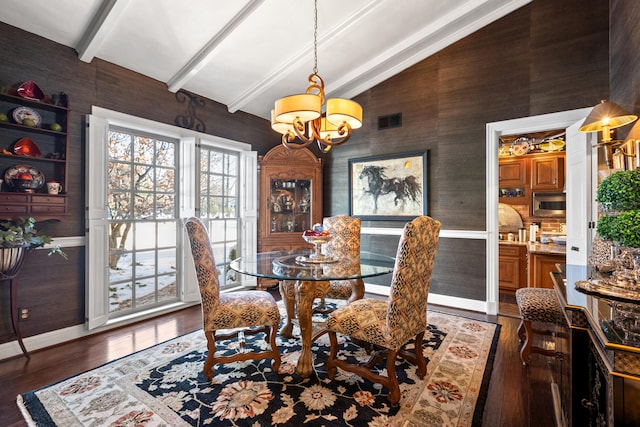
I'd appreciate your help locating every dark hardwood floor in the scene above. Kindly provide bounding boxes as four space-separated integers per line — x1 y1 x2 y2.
0 294 555 427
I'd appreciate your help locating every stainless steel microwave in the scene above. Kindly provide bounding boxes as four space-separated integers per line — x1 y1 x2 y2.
532 192 566 217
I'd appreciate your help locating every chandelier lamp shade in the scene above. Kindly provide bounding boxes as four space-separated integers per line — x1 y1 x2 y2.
271 0 362 152
579 100 638 143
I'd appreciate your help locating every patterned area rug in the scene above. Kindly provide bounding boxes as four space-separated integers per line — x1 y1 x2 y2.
18 303 500 426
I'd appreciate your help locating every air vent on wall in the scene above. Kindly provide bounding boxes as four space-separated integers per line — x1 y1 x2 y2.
377 113 402 130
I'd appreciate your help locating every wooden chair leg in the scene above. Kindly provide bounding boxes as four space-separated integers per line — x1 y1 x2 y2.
520 320 533 365
326 331 339 378
268 324 281 372
385 350 401 406
414 332 427 378
203 330 217 380
517 319 525 343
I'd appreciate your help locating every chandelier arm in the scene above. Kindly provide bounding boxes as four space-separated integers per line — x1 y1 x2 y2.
282 133 313 149
308 120 353 149
306 74 325 104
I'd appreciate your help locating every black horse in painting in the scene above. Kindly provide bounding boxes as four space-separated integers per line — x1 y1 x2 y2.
359 165 422 213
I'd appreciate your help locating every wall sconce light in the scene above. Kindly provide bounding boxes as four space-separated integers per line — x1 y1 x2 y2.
579 100 638 168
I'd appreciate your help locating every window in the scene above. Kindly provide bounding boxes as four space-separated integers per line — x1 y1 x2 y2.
107 128 179 315
198 147 240 288
86 107 256 329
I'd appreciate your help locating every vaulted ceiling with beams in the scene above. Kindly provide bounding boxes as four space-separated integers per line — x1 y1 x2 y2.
0 0 530 120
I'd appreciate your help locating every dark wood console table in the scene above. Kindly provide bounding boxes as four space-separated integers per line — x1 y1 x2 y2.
552 264 640 426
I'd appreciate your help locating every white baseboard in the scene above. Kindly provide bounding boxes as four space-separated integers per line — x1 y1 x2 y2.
0 302 197 361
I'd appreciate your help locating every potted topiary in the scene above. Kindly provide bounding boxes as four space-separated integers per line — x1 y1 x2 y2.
0 217 66 276
596 169 640 213
593 170 640 284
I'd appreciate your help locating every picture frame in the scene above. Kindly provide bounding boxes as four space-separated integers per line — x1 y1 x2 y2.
349 151 427 220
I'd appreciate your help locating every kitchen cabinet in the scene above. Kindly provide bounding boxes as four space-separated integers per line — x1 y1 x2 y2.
528 252 564 288
531 153 565 191
499 157 529 187
498 243 527 293
0 91 68 220
499 157 529 205
257 145 323 288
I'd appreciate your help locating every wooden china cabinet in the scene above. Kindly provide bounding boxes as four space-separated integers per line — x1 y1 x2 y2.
257 145 323 288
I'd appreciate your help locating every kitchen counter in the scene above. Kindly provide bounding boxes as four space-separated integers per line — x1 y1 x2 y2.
499 240 567 256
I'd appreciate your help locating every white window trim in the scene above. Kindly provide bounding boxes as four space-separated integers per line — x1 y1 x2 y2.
85 106 256 329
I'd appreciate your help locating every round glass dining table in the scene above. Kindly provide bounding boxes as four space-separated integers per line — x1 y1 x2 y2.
230 249 395 377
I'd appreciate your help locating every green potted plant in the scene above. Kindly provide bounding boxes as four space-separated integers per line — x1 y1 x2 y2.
597 211 640 248
0 216 67 258
596 169 640 212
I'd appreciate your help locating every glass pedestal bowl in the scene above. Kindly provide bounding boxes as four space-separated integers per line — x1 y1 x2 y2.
299 233 337 263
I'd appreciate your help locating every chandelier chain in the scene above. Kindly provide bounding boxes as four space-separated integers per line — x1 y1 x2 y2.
313 0 318 75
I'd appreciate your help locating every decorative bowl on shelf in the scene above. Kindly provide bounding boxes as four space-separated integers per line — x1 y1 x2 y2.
10 178 44 193
4 165 45 193
16 80 45 101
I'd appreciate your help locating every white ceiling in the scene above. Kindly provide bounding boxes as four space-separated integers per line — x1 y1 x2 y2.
0 0 530 120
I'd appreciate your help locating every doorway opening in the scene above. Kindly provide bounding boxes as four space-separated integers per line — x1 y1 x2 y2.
485 108 592 315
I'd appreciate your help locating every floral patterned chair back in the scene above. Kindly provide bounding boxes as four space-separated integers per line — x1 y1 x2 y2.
185 217 220 313
387 215 441 347
325 215 441 405
322 215 362 301
185 217 281 379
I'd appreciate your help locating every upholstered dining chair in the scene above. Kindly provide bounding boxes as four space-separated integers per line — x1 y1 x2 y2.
326 215 441 405
322 215 363 304
185 217 281 380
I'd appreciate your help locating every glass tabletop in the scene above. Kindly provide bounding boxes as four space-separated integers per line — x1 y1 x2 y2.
230 250 395 281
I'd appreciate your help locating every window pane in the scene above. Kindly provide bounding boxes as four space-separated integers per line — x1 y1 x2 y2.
134 250 156 277
209 175 222 195
209 197 223 218
135 223 156 250
156 167 174 191
225 176 236 194
156 194 175 219
227 154 237 175
225 198 236 217
109 251 132 280
158 248 176 276
209 152 223 174
109 281 132 312
108 162 131 190
209 221 225 243
108 192 131 220
226 220 238 241
134 165 154 191
158 221 177 247
135 277 156 308
134 193 154 219
212 243 225 266
133 136 155 164
156 140 175 167
108 132 132 161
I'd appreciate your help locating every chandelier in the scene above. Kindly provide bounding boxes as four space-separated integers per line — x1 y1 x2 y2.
271 0 362 152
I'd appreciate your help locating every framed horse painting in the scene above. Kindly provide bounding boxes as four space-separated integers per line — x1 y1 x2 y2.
349 151 427 220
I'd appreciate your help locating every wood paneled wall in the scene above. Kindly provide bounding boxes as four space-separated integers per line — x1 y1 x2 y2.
324 0 611 299
0 22 278 344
